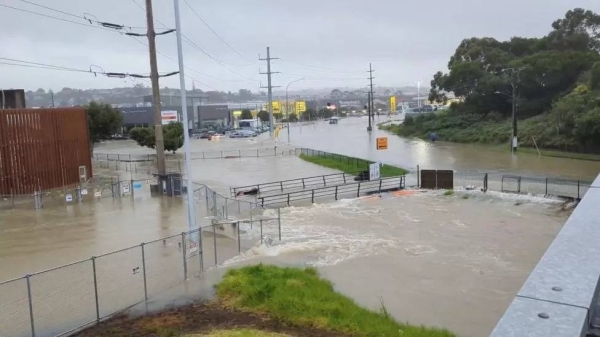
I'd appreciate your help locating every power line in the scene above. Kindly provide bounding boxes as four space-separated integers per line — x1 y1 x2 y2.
0 3 121 34
182 0 255 64
130 0 258 82
279 58 364 74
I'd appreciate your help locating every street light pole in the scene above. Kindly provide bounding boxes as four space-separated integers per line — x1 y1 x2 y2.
173 0 197 234
511 82 517 153
285 78 305 144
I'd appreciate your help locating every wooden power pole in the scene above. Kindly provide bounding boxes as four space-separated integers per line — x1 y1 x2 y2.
145 0 166 175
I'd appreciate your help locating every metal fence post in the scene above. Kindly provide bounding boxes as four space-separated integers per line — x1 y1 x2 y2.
287 193 290 206
343 174 346 184
181 233 187 280
302 178 305 188
578 180 581 199
357 182 361 197
26 274 35 337
140 244 148 303
91 257 100 322
280 181 283 191
213 224 218 266
277 208 282 241
237 221 242 253
518 176 522 194
378 179 382 193
260 220 263 244
335 186 338 200
545 178 548 195
417 165 420 188
311 190 315 203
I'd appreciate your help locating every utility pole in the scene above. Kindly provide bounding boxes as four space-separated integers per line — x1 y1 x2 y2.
50 90 55 108
145 0 166 175
259 47 280 138
367 91 372 131
367 63 375 131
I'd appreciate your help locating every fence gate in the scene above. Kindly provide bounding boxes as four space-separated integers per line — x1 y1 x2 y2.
501 175 521 194
420 170 454 190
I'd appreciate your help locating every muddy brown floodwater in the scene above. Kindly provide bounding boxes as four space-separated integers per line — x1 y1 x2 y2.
0 135 574 337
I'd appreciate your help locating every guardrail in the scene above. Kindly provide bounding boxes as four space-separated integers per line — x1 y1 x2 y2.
231 172 362 197
257 175 406 207
490 175 600 337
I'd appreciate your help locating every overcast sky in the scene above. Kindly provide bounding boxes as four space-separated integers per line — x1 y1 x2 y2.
1 0 599 93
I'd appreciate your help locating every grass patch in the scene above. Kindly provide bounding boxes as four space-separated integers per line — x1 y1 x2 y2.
216 264 455 337
189 329 291 337
443 190 454 196
462 195 469 199
299 154 407 177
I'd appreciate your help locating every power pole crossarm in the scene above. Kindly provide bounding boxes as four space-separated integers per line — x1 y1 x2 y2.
259 47 280 138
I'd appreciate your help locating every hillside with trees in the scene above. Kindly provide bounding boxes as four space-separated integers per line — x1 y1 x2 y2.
385 8 600 153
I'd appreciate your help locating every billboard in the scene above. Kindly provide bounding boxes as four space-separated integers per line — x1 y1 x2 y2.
389 96 397 112
161 110 178 125
295 101 307 113
272 101 280 112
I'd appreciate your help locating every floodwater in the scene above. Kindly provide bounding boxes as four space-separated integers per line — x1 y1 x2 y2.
0 133 575 336
226 190 568 337
288 116 600 180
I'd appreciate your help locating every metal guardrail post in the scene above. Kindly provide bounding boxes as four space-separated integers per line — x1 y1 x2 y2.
518 176 522 194
287 193 290 206
213 224 218 266
343 174 346 184
302 178 305 188
26 274 35 337
280 181 283 191
91 257 100 322
278 208 281 241
578 180 580 199
335 186 338 200
545 178 548 195
379 179 382 193
357 182 361 197
237 221 241 254
260 220 263 244
140 244 148 303
311 190 314 203
417 165 420 188
323 175 326 186
182 232 187 280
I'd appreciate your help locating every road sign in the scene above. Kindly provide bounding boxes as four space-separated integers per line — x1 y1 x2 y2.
369 163 380 181
376 137 388 150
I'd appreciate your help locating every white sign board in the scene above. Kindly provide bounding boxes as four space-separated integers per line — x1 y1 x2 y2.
122 184 130 194
65 194 73 202
94 191 102 197
369 163 380 181
161 110 178 125
81 188 88 195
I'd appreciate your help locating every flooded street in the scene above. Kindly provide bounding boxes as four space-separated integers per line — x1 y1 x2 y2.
288 117 600 180
0 129 579 336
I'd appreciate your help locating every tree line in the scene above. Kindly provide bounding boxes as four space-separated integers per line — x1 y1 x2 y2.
423 8 600 152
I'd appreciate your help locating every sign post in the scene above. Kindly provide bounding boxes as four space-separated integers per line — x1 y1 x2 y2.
369 163 380 181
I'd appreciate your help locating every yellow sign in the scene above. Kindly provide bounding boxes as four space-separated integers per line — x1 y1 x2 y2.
272 101 280 112
295 101 307 113
376 137 388 150
389 96 397 112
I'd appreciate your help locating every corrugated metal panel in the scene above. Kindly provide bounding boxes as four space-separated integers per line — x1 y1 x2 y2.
0 108 92 195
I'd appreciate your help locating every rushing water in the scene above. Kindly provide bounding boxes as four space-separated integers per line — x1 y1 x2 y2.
288 116 600 180
0 132 577 337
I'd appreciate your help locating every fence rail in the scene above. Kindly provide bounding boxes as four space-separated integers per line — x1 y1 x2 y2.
258 176 406 207
93 147 299 163
0 182 282 337
231 172 362 197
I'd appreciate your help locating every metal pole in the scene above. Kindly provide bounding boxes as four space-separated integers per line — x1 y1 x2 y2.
237 221 241 253
260 220 263 244
286 78 304 144
26 275 35 337
141 244 148 302
511 82 517 152
277 208 281 241
173 0 197 231
144 0 166 175
92 257 100 322
181 232 187 280
213 224 218 266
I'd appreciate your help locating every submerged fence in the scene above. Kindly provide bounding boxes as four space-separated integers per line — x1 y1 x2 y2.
93 147 299 163
0 182 282 337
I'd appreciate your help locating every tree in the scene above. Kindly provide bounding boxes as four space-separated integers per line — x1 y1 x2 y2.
258 110 269 122
129 122 184 153
240 109 253 120
87 101 122 154
289 113 298 122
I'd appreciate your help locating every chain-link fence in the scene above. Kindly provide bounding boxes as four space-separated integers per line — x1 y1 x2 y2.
0 180 281 337
93 147 299 163
0 178 153 210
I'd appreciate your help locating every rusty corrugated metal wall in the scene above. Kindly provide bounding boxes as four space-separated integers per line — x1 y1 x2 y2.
0 108 92 195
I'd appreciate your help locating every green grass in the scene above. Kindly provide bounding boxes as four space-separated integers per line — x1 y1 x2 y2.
443 190 454 196
299 154 407 177
216 265 455 337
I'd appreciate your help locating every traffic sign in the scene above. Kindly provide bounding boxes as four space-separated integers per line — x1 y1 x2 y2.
376 137 388 150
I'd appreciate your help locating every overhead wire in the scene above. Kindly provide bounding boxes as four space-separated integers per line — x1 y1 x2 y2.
279 58 364 75
130 0 258 83
182 0 255 65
